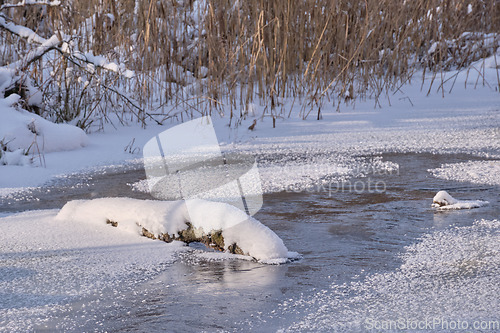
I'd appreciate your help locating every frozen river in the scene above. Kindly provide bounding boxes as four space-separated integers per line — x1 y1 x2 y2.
1 153 499 332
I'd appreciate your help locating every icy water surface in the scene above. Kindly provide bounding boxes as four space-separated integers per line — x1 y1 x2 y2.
1 153 499 332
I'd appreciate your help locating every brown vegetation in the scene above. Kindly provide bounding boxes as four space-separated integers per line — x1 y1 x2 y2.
1 0 498 129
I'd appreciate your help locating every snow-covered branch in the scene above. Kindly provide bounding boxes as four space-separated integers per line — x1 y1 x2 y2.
17 35 62 71
66 47 135 79
0 14 48 44
0 15 62 71
0 0 61 11
0 14 135 78
0 11 146 129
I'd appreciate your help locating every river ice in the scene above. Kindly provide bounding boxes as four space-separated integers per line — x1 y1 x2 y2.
1 60 499 331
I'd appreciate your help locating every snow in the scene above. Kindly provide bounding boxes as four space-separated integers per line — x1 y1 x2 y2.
1 65 87 170
484 52 500 69
0 149 30 166
56 197 294 264
0 96 88 155
12 34 61 70
429 160 500 186
281 219 500 332
431 190 489 210
0 67 15 93
432 190 458 206
78 52 135 78
0 7 498 331
0 122 160 188
0 15 135 82
0 197 297 329
0 0 61 9
0 209 185 332
0 15 47 44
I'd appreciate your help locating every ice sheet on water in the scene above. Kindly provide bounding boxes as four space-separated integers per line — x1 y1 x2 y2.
0 186 38 198
0 197 295 331
429 160 500 187
128 154 398 195
280 219 500 332
0 209 184 332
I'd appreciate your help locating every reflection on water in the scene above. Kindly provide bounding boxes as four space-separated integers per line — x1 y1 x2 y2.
2 153 499 331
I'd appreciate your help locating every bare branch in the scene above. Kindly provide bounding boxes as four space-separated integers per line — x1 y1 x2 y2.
49 47 161 126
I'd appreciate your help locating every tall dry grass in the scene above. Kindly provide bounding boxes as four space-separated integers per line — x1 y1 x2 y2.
1 0 498 128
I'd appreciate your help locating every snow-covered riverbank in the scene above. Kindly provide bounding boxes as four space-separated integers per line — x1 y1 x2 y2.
1 57 499 195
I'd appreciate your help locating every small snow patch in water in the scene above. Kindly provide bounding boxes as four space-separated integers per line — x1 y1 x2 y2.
431 190 489 210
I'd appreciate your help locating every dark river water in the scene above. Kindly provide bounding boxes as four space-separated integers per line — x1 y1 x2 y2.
1 153 499 332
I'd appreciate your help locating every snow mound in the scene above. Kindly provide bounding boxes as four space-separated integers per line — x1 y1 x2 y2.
431 190 489 210
0 99 88 152
429 160 500 186
56 197 293 264
0 96 88 166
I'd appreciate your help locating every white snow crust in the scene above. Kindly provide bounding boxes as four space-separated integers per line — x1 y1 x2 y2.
0 99 88 153
0 209 185 332
429 160 500 187
1 60 499 190
281 219 500 332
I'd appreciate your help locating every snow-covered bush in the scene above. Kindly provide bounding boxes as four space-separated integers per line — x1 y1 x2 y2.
424 32 499 70
0 98 88 166
0 3 143 131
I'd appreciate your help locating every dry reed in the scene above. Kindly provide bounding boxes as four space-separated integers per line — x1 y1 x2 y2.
0 0 498 129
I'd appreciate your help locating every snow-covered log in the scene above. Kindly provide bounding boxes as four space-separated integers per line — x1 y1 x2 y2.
56 197 296 264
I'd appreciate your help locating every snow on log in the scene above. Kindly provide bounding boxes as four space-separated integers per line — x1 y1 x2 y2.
56 197 294 264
